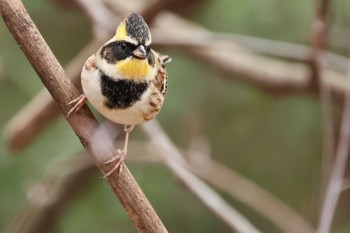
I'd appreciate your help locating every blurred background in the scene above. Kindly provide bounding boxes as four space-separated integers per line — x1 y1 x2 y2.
1 0 350 232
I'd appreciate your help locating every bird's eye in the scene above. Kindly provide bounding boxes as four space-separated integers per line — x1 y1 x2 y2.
120 42 127 51
119 42 128 51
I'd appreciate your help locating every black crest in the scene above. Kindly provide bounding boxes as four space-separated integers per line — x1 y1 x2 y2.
125 12 150 45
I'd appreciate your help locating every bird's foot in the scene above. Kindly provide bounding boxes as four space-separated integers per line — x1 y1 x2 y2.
66 94 87 117
103 149 127 178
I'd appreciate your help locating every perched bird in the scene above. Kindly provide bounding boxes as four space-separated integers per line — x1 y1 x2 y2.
67 12 170 176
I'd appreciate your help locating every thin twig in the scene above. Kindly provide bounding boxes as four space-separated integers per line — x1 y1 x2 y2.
0 1 168 232
317 58 350 233
214 33 348 74
309 0 335 219
142 121 262 233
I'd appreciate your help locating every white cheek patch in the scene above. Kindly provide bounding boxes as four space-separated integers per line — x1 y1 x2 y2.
99 60 118 78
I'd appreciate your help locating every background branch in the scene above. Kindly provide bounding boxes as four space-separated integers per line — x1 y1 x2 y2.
5 152 96 233
308 0 334 209
143 121 315 233
142 121 262 233
189 158 315 233
216 33 348 74
74 0 119 38
317 58 350 233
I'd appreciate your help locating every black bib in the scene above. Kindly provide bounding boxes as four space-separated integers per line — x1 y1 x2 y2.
99 71 148 109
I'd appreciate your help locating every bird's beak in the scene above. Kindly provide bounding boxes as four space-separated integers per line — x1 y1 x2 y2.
133 45 147 59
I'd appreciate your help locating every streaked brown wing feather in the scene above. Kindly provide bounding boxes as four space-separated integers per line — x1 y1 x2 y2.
152 53 169 96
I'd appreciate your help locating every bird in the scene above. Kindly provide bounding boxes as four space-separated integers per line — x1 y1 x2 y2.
67 12 171 177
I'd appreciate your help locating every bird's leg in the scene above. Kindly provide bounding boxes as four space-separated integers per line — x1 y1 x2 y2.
103 124 135 177
66 94 87 117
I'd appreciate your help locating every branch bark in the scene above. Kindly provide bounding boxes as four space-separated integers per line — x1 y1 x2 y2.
4 38 105 152
0 1 168 233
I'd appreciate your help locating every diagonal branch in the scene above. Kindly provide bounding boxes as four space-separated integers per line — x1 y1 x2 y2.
0 1 168 233
3 38 105 152
317 58 350 233
142 121 262 233
143 121 315 233
314 1 350 232
190 159 315 233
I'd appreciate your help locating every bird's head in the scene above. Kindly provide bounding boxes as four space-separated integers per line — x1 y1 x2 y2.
98 12 154 80
115 12 151 57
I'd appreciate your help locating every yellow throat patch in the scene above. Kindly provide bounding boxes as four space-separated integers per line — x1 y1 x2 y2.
116 58 151 80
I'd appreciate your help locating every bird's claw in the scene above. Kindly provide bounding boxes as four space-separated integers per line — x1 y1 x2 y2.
103 149 126 178
66 94 87 117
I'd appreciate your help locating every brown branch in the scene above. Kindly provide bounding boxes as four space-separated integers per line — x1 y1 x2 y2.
0 1 168 233
3 38 105 152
